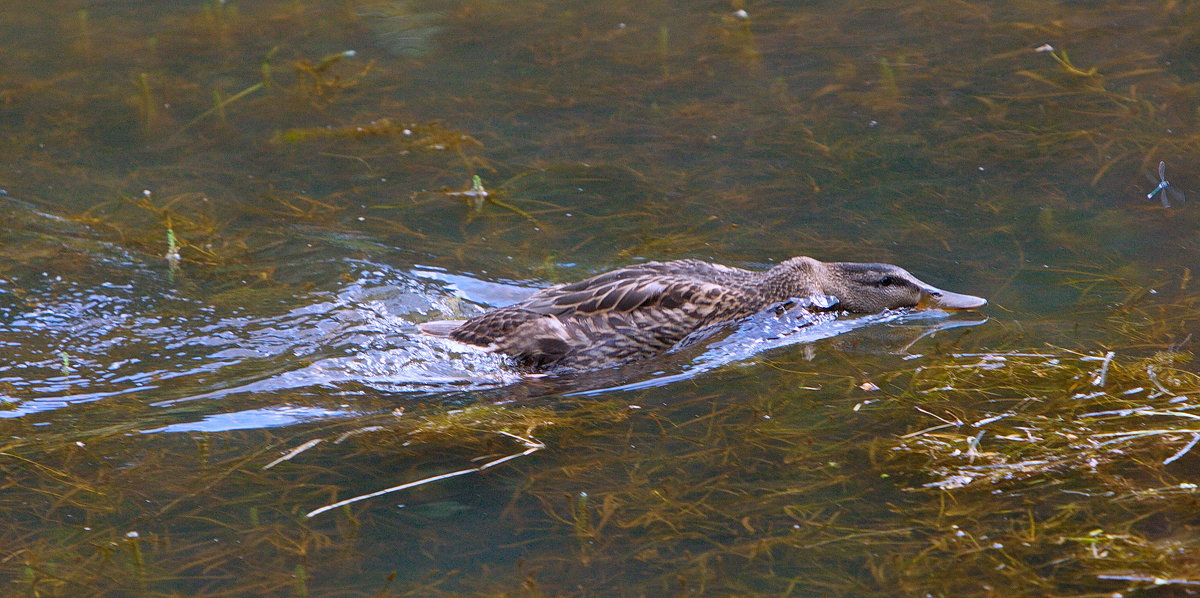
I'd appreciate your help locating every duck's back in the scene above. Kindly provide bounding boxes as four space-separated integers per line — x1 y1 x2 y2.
446 260 768 370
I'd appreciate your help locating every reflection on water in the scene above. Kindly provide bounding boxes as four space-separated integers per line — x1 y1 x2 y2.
141 405 348 433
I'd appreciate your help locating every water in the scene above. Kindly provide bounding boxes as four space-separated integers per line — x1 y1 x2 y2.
1 0 1199 595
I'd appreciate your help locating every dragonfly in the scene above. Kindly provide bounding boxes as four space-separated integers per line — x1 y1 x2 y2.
1145 160 1186 208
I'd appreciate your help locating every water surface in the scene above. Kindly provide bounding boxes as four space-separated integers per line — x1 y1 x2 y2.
2 0 1199 595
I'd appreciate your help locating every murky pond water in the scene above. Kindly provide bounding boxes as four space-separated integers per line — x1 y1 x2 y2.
2 0 1200 595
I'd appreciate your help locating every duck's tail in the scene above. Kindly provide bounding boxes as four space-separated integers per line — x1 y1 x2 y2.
417 320 467 336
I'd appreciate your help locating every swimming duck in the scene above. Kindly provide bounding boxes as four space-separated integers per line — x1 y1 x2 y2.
420 257 986 372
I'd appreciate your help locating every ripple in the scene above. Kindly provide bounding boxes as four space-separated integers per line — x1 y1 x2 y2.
0 252 536 421
140 406 352 434
0 198 984 431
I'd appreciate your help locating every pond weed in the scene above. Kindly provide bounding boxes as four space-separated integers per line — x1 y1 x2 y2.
2 0 1200 595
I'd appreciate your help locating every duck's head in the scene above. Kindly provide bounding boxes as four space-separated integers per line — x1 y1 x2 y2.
779 257 987 313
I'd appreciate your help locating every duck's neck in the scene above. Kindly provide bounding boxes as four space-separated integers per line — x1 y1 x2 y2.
755 258 823 304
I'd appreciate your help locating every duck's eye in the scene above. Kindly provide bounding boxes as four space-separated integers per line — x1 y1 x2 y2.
875 276 899 286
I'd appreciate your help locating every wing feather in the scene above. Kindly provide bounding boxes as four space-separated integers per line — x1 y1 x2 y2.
443 261 760 369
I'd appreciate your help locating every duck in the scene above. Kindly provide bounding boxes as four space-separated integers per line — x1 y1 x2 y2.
419 257 986 372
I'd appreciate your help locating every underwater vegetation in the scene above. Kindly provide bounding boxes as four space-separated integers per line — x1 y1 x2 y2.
4 344 1200 596
0 0 1199 595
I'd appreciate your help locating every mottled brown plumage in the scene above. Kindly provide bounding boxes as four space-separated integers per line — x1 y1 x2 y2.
420 257 985 372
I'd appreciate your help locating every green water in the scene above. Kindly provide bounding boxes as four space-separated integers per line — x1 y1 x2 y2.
2 0 1199 595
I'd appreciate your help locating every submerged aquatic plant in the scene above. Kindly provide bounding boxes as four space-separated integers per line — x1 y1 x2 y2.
4 0 1200 596
891 350 1200 489
292 49 373 109
165 220 181 273
437 174 541 226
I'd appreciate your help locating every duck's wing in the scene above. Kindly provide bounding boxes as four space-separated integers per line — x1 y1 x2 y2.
448 261 731 344
520 260 749 313
450 271 755 368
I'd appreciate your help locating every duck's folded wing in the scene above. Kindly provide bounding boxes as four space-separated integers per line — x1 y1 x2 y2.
524 275 745 318
453 276 751 366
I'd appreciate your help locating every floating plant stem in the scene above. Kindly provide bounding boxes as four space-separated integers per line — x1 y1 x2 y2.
262 439 323 470
445 175 489 212
136 73 159 131
306 432 543 518
309 465 472 518
1092 350 1115 386
484 196 538 226
314 49 357 71
125 531 145 581
165 220 181 277
178 81 264 133
1163 433 1200 465
1047 49 1098 77
213 89 227 124
441 174 541 226
572 491 590 532
571 491 595 555
470 175 486 211
292 50 371 107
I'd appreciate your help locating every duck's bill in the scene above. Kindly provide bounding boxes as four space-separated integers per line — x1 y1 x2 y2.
917 288 987 311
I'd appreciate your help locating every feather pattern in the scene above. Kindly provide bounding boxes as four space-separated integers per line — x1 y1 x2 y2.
432 257 985 372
